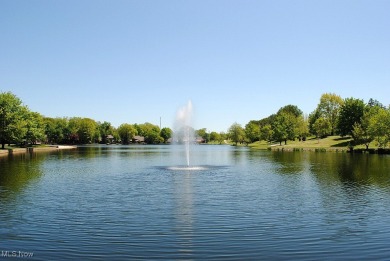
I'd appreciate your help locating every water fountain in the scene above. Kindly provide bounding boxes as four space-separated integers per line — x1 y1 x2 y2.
174 100 194 167
167 101 207 171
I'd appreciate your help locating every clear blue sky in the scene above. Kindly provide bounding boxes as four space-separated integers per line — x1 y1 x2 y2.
1 0 389 132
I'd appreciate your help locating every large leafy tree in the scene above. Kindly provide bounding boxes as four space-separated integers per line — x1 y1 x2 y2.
118 123 137 144
269 105 304 145
313 117 331 140
77 118 98 144
352 121 371 150
209 131 221 143
245 121 261 143
352 102 385 149
44 117 68 144
277 105 303 118
25 111 46 145
218 132 227 144
272 112 294 145
258 114 276 127
0 92 29 149
368 107 390 148
196 128 209 142
316 93 344 135
66 117 81 144
136 123 162 144
337 98 365 137
308 108 321 135
228 122 245 145
260 124 273 143
160 127 172 143
98 121 114 144
295 115 309 141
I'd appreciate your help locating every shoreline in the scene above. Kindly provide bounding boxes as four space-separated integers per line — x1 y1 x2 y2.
0 145 77 157
264 146 390 154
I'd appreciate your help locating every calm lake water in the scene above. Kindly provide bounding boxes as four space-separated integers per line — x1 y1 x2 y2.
1 145 390 260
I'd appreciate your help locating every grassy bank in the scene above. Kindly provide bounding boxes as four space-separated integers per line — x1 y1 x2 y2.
249 136 354 152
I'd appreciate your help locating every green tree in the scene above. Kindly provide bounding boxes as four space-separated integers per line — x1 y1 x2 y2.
367 98 384 108
313 117 331 140
277 104 303 118
136 123 162 144
245 121 261 143
118 123 137 144
196 128 209 143
368 107 390 148
25 111 46 145
228 122 245 145
209 131 221 143
272 112 298 145
66 117 81 144
160 127 172 143
272 113 288 145
352 103 385 149
98 121 114 144
258 114 276 128
0 92 29 149
46 117 68 144
260 124 273 143
218 132 226 144
308 108 321 135
316 93 344 135
337 97 365 137
296 115 309 141
112 128 120 143
352 121 371 150
77 118 97 144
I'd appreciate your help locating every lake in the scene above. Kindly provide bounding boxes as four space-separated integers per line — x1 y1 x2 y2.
1 145 390 260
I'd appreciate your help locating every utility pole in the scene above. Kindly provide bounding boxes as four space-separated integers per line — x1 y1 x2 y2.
160 117 161 129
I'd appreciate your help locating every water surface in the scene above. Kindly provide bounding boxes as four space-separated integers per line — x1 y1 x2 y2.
1 145 390 260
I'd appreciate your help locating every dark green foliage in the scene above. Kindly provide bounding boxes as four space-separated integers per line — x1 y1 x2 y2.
160 127 172 143
245 121 261 143
337 98 365 137
277 105 303 118
228 122 245 145
118 123 137 144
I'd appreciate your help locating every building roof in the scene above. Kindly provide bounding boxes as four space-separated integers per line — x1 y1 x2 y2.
133 136 145 142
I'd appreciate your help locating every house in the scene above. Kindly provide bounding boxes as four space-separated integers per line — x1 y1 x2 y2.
132 136 145 144
196 136 205 144
106 135 115 144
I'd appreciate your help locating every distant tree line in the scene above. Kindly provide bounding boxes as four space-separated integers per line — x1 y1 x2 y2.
225 93 390 149
2 91 389 149
0 91 174 148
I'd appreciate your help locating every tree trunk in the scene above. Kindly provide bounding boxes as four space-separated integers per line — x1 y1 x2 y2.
284 140 287 145
1 142 4 150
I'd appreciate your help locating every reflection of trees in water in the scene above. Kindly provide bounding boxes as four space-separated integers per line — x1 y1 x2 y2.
0 152 44 203
264 151 390 244
230 147 250 166
75 145 165 160
307 153 390 241
269 151 307 175
309 153 390 187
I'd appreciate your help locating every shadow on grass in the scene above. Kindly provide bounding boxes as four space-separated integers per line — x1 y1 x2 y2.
333 136 352 141
331 137 353 147
331 141 351 147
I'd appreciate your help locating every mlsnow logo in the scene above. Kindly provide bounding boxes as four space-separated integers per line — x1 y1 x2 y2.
1 250 34 258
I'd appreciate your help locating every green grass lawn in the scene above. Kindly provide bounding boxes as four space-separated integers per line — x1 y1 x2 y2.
249 136 357 150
